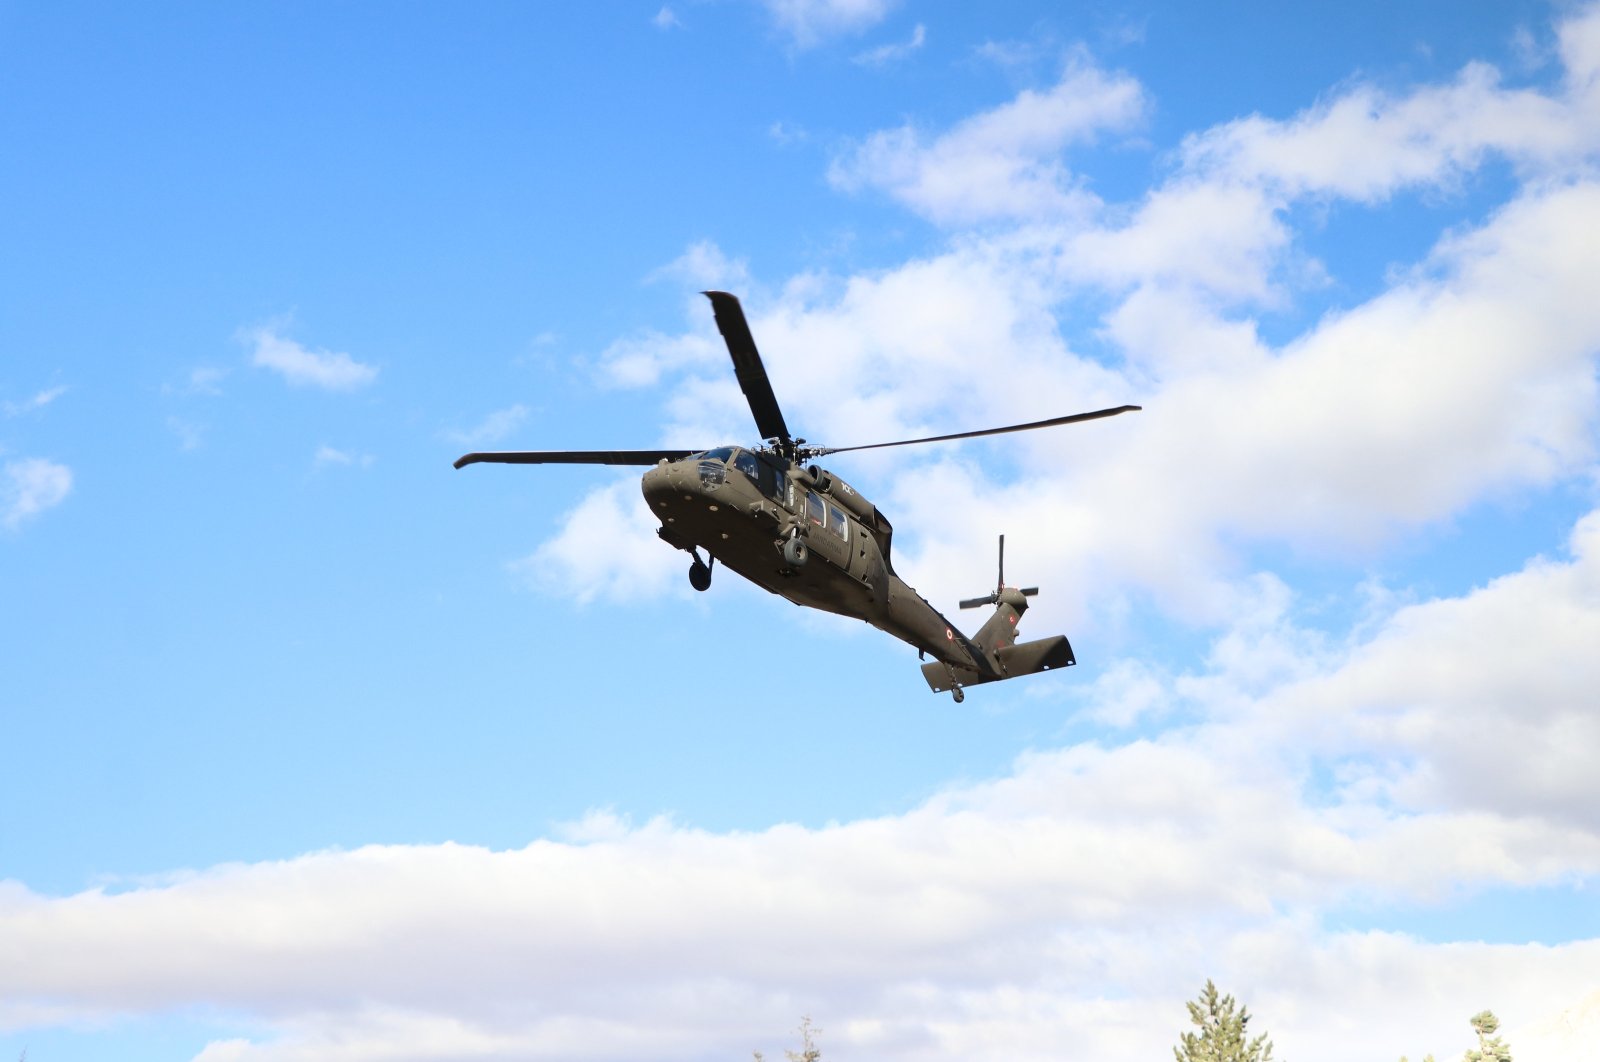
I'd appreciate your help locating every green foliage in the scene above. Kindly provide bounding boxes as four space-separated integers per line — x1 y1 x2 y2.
785 1016 821 1062
753 1015 821 1062
1174 980 1277 1062
1401 1007 1513 1062
1463 1010 1512 1062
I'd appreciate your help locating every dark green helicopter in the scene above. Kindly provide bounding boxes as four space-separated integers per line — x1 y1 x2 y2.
456 291 1139 701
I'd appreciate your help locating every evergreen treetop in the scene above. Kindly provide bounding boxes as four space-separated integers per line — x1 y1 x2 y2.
1174 980 1277 1062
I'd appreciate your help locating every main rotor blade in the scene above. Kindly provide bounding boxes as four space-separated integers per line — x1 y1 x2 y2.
454 449 695 469
809 404 1142 458
703 291 792 446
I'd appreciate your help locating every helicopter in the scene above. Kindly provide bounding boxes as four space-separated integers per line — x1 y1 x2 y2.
455 291 1139 701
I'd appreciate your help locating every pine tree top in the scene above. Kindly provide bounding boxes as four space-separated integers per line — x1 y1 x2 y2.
1174 980 1277 1062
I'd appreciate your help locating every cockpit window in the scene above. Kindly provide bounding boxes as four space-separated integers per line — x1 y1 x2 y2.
722 449 790 504
691 447 734 491
697 460 726 491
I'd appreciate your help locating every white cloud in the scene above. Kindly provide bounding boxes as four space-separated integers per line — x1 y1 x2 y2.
187 366 227 395
313 445 374 469
755 8 1600 621
1063 179 1292 302
652 5 679 31
162 366 228 398
167 416 207 452
10 494 1600 1057
854 22 925 67
2 385 67 417
2 457 72 529
444 405 530 448
762 0 898 50
1179 63 1586 203
596 330 722 390
768 119 810 145
1561 3 1600 94
646 238 751 292
828 57 1146 225
511 477 680 603
828 3 1600 311
1079 179 1600 566
1263 509 1600 829
2 729 1596 1060
552 170 1600 623
245 326 378 391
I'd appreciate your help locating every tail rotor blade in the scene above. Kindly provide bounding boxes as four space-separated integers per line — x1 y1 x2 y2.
959 594 998 610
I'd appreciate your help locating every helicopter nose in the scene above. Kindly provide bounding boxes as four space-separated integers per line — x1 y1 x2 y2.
641 461 672 500
641 458 690 513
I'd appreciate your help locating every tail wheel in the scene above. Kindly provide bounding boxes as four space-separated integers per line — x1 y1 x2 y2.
689 559 712 591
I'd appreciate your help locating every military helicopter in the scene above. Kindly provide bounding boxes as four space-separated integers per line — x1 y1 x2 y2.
456 292 1139 701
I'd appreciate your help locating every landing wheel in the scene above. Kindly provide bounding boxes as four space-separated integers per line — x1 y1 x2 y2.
782 536 808 568
689 558 712 592
951 687 965 704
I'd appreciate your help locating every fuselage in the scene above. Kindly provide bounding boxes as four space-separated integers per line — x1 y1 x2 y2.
640 447 990 673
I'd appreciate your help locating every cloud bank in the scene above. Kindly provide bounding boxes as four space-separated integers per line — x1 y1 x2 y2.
6 512 1600 1057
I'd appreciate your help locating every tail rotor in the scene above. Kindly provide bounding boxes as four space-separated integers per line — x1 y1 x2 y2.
959 534 1038 609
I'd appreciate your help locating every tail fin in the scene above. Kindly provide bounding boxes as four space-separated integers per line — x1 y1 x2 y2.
971 590 1029 656
924 534 1073 698
957 534 1037 655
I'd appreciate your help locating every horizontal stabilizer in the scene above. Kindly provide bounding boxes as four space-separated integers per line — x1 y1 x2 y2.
997 634 1075 674
920 634 1075 693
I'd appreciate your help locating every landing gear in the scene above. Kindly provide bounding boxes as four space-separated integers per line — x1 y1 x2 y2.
688 550 713 592
782 534 808 568
938 662 966 703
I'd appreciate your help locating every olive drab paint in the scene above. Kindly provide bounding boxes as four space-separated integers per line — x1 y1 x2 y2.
455 292 1139 702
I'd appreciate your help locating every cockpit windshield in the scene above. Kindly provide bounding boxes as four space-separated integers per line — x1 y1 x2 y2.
691 447 735 463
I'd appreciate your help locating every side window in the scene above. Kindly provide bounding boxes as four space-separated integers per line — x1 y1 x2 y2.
758 459 789 504
828 504 848 540
806 491 825 527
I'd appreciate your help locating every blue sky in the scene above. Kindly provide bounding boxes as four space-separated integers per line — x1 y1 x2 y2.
3 2 1599 1060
